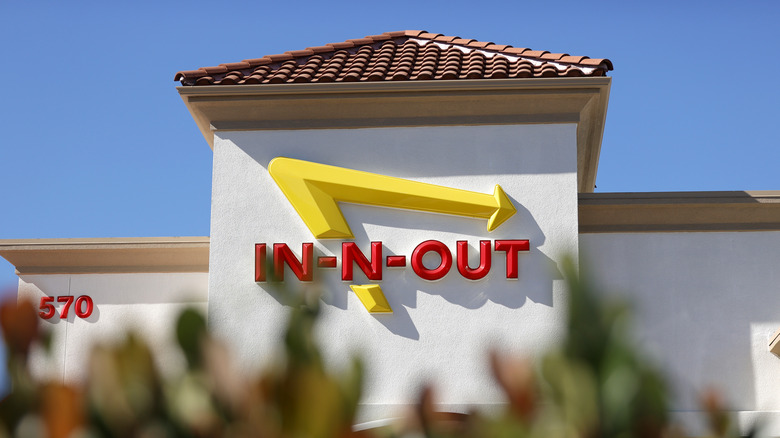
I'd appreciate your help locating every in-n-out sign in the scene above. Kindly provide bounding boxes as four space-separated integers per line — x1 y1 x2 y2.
257 157 530 313
255 239 530 282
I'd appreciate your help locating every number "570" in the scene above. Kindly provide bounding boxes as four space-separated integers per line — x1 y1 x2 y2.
39 296 94 320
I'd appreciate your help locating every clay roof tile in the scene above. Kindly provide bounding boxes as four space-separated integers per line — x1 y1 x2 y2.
522 50 548 58
174 70 207 81
286 49 315 57
541 53 567 61
485 44 510 51
559 55 587 64
364 33 393 41
346 38 374 45
580 58 614 69
201 66 228 74
433 35 458 43
328 41 355 49
503 47 529 55
451 38 476 45
468 41 493 49
304 45 333 54
221 62 251 70
266 53 294 62
243 57 272 67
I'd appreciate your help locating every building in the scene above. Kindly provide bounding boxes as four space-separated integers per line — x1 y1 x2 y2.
2 30 779 434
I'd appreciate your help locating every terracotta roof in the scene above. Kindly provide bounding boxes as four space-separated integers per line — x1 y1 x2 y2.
175 30 613 86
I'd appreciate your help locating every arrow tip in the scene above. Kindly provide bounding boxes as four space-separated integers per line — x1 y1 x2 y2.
487 185 516 232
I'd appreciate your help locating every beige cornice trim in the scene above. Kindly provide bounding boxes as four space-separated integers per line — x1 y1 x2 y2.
178 77 611 193
579 191 780 233
0 237 210 275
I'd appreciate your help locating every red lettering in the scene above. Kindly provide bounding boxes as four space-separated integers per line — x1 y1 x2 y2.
39 297 55 319
75 296 94 318
456 240 492 280
255 243 267 282
57 296 74 319
318 256 337 268
342 242 382 281
494 240 530 279
38 295 94 320
386 255 407 267
412 240 452 281
256 239 529 283
273 243 313 281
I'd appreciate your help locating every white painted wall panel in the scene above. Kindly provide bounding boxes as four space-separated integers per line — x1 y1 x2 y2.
208 124 579 420
581 231 780 434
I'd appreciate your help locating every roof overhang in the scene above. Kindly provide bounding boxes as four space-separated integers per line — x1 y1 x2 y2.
177 77 611 193
579 191 780 233
0 237 210 275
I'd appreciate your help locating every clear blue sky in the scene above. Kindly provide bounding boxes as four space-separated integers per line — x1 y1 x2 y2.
0 0 778 290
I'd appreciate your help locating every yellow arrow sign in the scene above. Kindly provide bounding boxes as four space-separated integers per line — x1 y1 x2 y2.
269 157 516 239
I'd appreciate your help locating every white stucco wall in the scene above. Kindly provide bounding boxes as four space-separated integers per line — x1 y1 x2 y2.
581 231 780 434
208 124 580 420
19 273 208 382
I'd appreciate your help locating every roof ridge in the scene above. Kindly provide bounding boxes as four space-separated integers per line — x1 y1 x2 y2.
175 31 612 84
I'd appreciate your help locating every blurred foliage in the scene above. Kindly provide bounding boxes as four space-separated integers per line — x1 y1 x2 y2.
0 261 751 438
